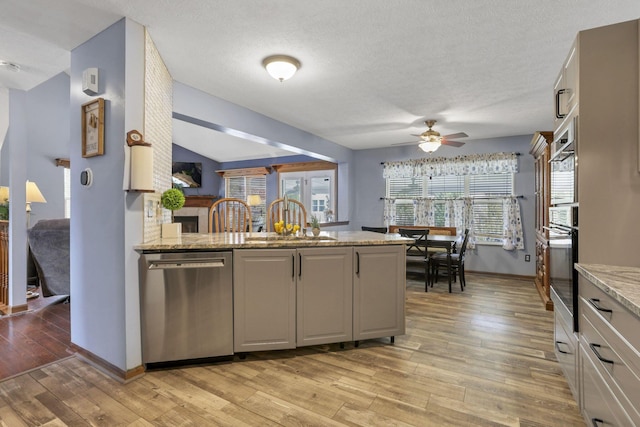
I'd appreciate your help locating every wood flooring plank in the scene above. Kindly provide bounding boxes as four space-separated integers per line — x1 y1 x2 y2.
0 274 585 426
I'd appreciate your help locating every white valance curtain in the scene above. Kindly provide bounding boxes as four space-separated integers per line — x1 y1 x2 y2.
383 152 518 178
382 152 523 251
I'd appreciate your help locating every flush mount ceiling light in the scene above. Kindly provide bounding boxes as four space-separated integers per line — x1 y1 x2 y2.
262 55 301 82
0 60 21 72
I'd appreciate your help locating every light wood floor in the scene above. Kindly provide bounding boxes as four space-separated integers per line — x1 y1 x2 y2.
0 274 584 426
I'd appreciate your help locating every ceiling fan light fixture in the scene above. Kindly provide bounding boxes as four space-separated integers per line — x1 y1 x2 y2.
262 55 300 82
419 140 441 153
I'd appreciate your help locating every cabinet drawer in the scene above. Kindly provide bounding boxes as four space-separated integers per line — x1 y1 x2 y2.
580 339 636 427
580 310 640 423
554 306 578 399
579 277 640 352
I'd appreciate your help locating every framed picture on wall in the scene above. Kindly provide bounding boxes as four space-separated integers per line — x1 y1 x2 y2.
81 97 105 158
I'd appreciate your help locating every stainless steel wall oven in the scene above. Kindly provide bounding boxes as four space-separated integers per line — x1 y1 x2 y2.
547 205 579 331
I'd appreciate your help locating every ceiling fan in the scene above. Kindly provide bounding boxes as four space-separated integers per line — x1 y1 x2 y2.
393 120 468 153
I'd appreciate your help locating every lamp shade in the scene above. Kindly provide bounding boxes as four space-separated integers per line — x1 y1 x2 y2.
0 186 9 202
247 195 262 206
262 55 301 82
26 181 46 203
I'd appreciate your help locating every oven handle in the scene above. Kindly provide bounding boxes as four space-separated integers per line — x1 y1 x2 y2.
543 225 572 235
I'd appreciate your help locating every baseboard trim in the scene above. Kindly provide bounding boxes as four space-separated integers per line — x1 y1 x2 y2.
71 343 145 383
0 303 28 315
466 270 536 281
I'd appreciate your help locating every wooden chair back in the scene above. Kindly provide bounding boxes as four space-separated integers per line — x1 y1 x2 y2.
397 228 430 258
458 228 470 257
267 198 307 231
208 198 252 232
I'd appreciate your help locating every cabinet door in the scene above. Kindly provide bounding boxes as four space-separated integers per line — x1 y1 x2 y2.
554 43 578 130
353 245 405 341
554 307 578 400
580 339 635 427
297 247 353 346
233 249 296 352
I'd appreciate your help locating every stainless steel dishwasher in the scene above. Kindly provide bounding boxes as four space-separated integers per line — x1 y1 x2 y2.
139 251 233 364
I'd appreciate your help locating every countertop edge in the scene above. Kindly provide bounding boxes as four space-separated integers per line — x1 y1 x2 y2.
575 263 640 318
134 231 413 252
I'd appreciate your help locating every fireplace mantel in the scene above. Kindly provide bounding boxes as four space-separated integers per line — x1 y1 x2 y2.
183 195 219 208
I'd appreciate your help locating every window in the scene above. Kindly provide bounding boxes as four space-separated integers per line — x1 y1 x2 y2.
225 175 266 230
386 173 513 244
279 169 336 223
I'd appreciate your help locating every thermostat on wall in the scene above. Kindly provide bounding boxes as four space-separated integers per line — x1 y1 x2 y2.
80 168 93 187
82 68 99 95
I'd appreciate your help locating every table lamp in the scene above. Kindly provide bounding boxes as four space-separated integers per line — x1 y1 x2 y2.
26 180 46 227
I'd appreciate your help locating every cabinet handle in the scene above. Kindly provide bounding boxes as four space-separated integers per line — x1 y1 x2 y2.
589 343 614 365
299 253 302 278
591 418 603 427
356 251 360 275
554 340 571 354
292 254 295 278
588 298 613 314
555 88 566 119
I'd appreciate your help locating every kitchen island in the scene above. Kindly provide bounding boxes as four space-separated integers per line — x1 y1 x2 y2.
136 231 411 362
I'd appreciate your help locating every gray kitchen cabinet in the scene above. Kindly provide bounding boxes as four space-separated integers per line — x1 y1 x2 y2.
234 246 355 351
353 245 405 341
551 286 579 400
578 276 640 425
233 249 296 352
296 247 353 347
553 39 578 130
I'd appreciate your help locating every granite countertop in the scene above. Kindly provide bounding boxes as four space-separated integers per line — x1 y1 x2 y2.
575 263 640 317
135 230 412 252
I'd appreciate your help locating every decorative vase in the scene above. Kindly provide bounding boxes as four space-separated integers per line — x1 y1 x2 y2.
312 227 320 237
162 222 182 238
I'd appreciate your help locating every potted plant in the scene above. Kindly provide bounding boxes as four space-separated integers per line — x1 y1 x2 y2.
161 187 185 238
310 215 321 237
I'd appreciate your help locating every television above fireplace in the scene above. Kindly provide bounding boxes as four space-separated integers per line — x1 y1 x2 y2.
172 162 202 188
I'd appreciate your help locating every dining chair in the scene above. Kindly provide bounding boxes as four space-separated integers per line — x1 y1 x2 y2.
397 228 431 292
431 228 470 292
208 198 252 232
361 226 387 233
267 198 307 232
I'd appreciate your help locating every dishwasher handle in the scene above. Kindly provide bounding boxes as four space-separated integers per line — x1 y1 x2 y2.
148 258 226 270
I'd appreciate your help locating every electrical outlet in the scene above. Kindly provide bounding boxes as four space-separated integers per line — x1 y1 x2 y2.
525 254 531 262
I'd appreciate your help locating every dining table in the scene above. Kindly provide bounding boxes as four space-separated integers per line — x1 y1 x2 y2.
395 231 460 292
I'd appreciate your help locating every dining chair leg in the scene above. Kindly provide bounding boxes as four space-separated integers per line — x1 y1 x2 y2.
447 256 452 293
424 260 429 292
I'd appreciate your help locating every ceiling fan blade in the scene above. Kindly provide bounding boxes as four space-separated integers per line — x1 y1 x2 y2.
391 140 420 146
442 132 468 139
441 139 465 147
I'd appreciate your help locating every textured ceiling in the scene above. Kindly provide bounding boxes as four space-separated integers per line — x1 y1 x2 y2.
2 0 639 161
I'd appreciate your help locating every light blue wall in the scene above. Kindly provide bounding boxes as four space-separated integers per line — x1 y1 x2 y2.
26 72 70 221
7 89 29 306
69 18 145 370
173 82 355 222
351 135 536 276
